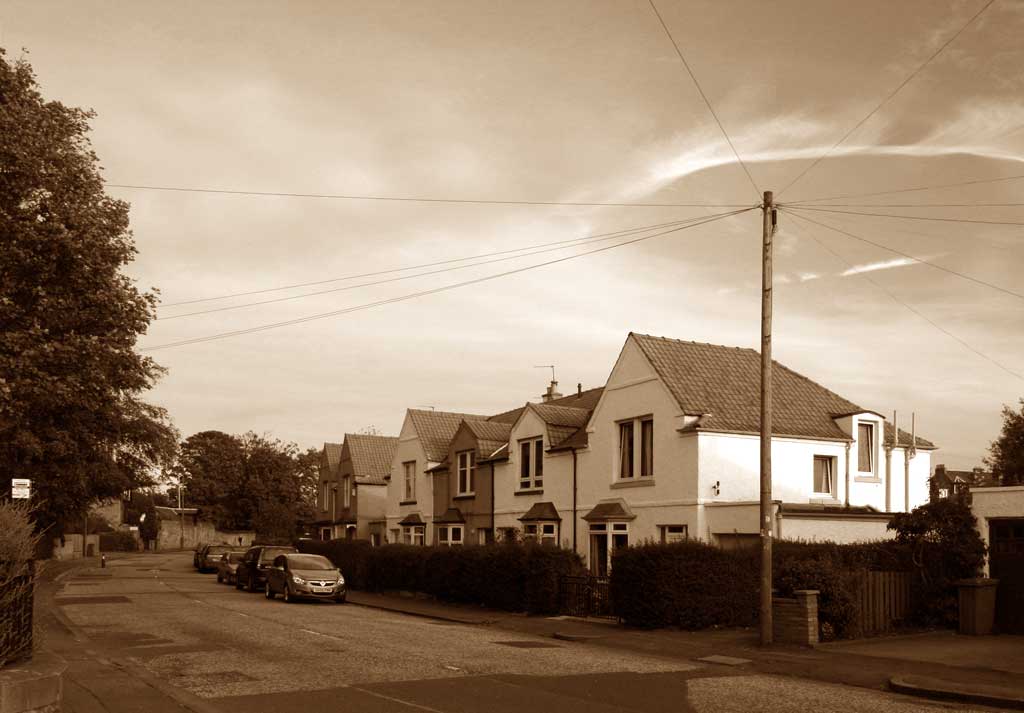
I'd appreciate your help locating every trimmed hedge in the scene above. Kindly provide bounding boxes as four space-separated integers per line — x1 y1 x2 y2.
296 539 584 615
99 531 139 552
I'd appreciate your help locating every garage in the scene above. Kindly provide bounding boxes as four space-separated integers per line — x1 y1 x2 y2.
990 518 1024 634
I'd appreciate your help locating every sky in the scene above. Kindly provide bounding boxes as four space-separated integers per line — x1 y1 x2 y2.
3 0 1023 468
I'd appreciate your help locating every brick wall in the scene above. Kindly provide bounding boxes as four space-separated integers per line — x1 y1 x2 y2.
772 589 819 646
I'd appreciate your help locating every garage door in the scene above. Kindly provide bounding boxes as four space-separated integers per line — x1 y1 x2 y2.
990 519 1024 634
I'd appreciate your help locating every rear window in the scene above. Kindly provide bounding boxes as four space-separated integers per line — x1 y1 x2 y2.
260 547 296 561
227 552 244 563
286 554 334 570
206 545 231 555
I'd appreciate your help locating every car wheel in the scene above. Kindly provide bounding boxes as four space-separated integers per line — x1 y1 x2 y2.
249 575 257 592
334 595 346 604
216 572 223 584
235 574 244 590
265 582 274 600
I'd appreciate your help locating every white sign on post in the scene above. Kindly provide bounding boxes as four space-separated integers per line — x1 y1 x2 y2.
12 478 31 499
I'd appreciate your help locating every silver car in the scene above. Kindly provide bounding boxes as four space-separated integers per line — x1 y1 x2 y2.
264 553 346 603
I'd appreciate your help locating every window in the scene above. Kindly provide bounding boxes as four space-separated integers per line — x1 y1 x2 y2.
524 523 558 545
438 525 463 546
857 422 875 472
457 450 475 495
640 418 654 477
660 525 687 543
618 417 655 480
341 476 350 509
813 455 836 495
389 528 400 544
478 528 491 545
403 461 416 501
402 525 425 545
320 482 328 511
328 487 337 516
589 522 628 576
518 438 543 489
619 421 634 478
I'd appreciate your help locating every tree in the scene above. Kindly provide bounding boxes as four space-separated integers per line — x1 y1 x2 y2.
0 50 177 537
986 398 1024 486
139 503 160 546
172 431 250 529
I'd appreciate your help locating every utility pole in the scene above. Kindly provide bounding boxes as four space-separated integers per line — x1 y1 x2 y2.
178 477 185 551
760 190 775 646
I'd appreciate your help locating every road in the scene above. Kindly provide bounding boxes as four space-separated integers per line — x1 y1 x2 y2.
41 552 1000 713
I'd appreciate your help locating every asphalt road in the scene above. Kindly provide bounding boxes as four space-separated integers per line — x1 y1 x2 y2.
45 553 1002 713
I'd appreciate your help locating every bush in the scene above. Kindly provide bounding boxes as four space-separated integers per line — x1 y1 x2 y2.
99 530 138 552
296 539 583 615
0 502 39 667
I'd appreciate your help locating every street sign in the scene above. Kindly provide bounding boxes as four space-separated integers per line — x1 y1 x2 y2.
12 478 30 499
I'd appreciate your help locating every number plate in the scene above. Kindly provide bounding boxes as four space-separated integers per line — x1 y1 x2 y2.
312 586 331 593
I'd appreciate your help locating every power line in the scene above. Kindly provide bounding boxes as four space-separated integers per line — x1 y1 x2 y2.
106 183 752 209
775 0 996 199
159 215 725 320
783 203 1024 208
646 0 762 202
787 206 1024 227
780 208 1024 301
783 172 1024 205
140 208 754 351
784 212 1023 381
160 215 732 308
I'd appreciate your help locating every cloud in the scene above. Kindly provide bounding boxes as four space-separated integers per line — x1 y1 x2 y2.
799 272 820 282
840 257 917 276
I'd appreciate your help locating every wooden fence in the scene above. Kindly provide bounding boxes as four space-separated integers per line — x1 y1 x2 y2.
855 570 914 636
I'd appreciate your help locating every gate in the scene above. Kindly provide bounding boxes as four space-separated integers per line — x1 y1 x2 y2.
990 519 1024 634
559 575 614 618
854 570 914 636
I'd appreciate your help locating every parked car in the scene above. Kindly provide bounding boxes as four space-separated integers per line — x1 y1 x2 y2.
234 545 298 592
264 553 346 604
199 544 235 573
192 542 209 569
215 551 246 585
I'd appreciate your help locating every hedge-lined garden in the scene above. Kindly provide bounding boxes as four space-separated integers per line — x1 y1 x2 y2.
297 539 584 615
611 497 986 637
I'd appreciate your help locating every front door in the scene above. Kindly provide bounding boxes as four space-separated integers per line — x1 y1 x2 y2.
590 534 609 576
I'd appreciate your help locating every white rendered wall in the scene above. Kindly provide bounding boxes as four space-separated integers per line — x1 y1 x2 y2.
971 485 1024 575
385 412 434 544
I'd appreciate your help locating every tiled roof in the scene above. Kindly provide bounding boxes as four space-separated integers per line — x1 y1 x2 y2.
322 442 343 475
518 501 561 521
489 406 526 424
582 500 635 521
344 434 399 485
547 386 604 411
409 409 489 463
465 420 513 443
531 404 591 428
883 423 937 450
633 333 885 442
399 512 425 526
434 507 465 524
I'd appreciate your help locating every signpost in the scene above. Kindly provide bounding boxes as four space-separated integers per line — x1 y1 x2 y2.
12 478 31 499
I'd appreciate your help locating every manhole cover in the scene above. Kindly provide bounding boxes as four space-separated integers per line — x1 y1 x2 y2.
493 641 560 649
55 596 131 605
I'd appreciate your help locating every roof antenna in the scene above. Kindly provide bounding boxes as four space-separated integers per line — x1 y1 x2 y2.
414 405 436 411
533 365 555 382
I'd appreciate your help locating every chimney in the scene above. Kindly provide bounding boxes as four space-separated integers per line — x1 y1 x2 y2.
577 382 582 397
541 380 563 403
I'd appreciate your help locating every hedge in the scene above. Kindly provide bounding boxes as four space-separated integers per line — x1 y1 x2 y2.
296 540 584 615
99 531 139 552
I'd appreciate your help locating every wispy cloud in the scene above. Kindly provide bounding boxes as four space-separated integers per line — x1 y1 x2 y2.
840 257 917 276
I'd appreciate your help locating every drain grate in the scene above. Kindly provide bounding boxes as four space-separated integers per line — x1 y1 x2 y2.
55 596 131 605
493 641 560 649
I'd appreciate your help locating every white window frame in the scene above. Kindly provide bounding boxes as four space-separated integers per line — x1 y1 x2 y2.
438 525 463 547
523 522 558 545
328 487 337 518
660 525 687 543
518 437 543 490
389 528 400 544
617 416 655 481
857 421 876 474
403 460 416 502
813 455 837 496
457 450 476 495
402 525 425 545
343 476 351 508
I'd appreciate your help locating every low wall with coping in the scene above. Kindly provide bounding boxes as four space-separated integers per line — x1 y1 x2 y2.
0 652 65 713
773 589 819 646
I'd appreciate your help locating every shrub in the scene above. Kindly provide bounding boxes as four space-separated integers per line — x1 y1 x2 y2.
99 530 138 552
296 539 583 615
0 501 39 667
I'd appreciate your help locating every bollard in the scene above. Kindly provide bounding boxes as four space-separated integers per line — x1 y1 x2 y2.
101 554 106 568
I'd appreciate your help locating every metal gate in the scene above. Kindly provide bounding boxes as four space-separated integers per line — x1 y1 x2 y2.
991 519 1024 634
559 575 614 618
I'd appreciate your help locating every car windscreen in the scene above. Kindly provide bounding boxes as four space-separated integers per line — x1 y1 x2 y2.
206 545 231 555
226 552 244 563
261 547 296 561
286 554 334 570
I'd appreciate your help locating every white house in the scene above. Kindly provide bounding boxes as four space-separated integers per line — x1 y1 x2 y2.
385 409 488 545
575 333 935 574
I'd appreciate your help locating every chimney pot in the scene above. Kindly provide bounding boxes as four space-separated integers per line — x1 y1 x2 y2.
541 380 562 403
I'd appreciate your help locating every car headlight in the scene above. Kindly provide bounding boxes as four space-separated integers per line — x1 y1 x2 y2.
337 575 345 585
292 575 305 584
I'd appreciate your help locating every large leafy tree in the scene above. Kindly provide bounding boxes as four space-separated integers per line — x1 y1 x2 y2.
0 50 176 536
986 399 1024 486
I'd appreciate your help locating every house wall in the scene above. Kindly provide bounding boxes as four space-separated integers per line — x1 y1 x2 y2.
886 447 932 513
779 516 894 543
970 485 1024 576
440 427 493 544
317 451 338 521
385 412 434 544
576 337 700 560
494 408 574 548
355 484 387 540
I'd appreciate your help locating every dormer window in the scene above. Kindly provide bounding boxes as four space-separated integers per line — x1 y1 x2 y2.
519 438 543 490
457 450 475 495
857 422 875 473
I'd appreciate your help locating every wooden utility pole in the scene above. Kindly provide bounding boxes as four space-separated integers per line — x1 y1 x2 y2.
760 190 774 646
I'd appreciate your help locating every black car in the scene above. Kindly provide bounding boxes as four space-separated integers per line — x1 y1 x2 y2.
234 545 298 591
264 553 346 603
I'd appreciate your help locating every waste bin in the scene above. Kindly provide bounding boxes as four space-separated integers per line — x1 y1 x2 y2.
955 578 999 635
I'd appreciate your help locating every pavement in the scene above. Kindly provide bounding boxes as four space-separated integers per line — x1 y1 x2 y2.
32 551 1024 713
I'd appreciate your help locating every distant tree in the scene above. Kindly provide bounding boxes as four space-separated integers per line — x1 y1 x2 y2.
172 431 250 529
985 398 1024 486
123 489 171 526
0 50 177 538
139 504 160 545
294 446 321 518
